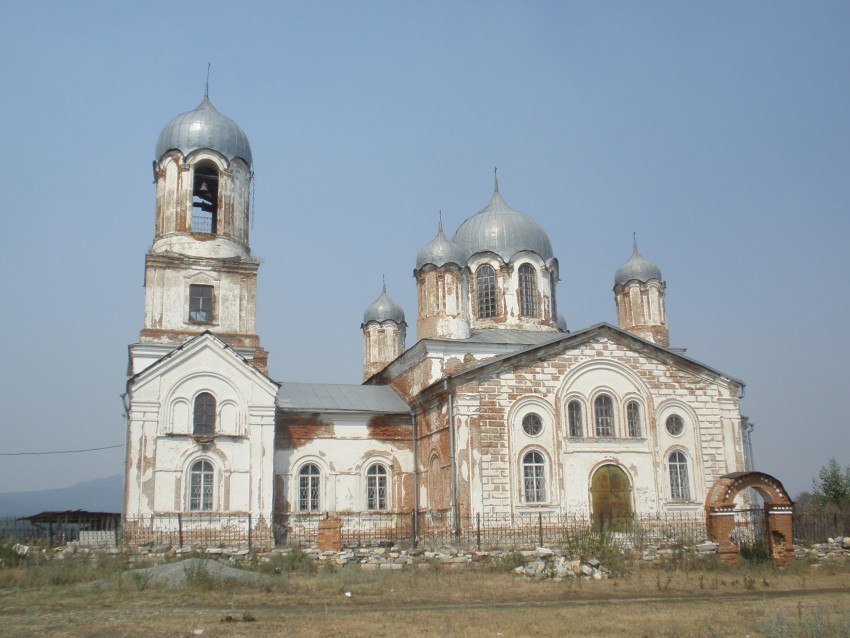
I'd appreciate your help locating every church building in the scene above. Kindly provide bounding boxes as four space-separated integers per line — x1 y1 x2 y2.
123 95 754 545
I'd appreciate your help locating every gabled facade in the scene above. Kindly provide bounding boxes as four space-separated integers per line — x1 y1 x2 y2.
124 95 754 545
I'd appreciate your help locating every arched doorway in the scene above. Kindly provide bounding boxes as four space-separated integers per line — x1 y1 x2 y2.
590 464 633 525
705 472 794 564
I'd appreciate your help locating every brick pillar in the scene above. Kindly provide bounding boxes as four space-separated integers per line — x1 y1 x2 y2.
317 515 342 552
766 504 794 565
707 507 739 564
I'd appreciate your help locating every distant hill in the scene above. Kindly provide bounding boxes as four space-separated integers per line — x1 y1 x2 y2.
0 475 122 518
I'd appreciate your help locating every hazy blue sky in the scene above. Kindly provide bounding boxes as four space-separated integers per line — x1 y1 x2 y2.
1 1 848 499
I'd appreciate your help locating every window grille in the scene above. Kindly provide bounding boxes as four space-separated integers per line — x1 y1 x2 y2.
626 401 642 437
669 451 690 501
522 413 543 436
366 464 388 511
476 265 497 319
193 393 216 436
594 394 615 437
568 401 583 437
299 464 321 511
192 162 218 234
523 451 546 503
666 414 684 436
189 460 214 511
518 264 537 317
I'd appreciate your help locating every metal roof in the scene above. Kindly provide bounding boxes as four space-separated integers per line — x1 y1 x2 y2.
453 178 553 262
276 382 410 413
156 95 252 165
614 240 662 286
455 329 563 346
362 284 406 325
416 220 467 269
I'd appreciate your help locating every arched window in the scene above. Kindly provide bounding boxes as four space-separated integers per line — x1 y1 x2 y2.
669 451 690 501
522 451 546 503
568 400 583 437
189 460 214 511
299 464 321 511
626 401 642 437
476 265 497 319
594 394 615 437
518 263 537 317
192 161 219 234
366 464 388 511
193 392 216 436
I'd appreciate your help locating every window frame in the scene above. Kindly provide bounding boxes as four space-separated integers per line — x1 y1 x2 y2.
522 450 547 504
188 459 214 511
192 392 216 437
521 412 543 437
668 450 691 501
366 463 388 511
666 414 685 437
189 284 214 324
475 264 497 319
298 463 321 512
626 400 642 438
567 400 583 437
594 394 615 437
518 263 537 318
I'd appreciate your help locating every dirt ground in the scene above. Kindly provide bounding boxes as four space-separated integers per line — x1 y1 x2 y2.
1 558 849 637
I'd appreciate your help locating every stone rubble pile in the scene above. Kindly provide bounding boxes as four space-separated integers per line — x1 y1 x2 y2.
792 537 850 562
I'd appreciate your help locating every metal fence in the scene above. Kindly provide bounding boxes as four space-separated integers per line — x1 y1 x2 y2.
279 510 711 551
2 508 847 551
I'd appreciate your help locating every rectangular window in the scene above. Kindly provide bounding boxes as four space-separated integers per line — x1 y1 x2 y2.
189 285 214 323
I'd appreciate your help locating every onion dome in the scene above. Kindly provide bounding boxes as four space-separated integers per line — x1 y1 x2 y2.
415 220 467 269
556 313 568 332
452 176 553 262
362 283 406 325
155 94 252 165
614 239 662 286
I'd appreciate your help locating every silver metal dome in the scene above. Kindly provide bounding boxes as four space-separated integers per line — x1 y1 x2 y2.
452 178 553 262
556 313 568 331
614 239 662 286
415 220 467 269
363 283 406 325
155 95 252 165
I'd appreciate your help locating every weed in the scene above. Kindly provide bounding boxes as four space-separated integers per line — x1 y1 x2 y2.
258 549 317 575
738 537 770 563
184 560 219 590
483 552 526 573
561 525 631 576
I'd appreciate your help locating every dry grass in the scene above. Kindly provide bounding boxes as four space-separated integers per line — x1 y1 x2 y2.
0 556 849 637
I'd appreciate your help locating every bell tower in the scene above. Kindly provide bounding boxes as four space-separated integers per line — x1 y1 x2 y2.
131 91 267 374
613 238 668 346
362 282 407 380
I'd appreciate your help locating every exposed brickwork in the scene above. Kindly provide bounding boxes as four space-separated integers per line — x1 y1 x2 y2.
317 516 342 552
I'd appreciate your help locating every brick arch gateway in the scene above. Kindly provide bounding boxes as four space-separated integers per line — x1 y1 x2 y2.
705 472 794 564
